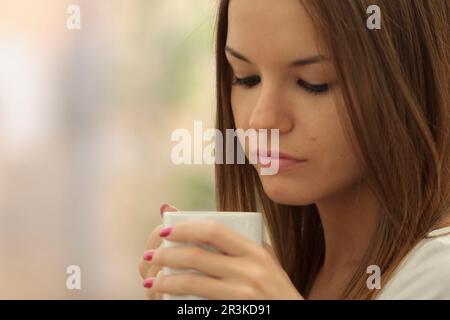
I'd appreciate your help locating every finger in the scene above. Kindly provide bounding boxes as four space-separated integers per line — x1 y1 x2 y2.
146 287 163 300
139 257 162 279
146 270 163 300
146 202 179 249
139 259 148 279
142 203 179 300
147 203 180 249
151 245 242 279
146 224 164 250
160 203 179 218
262 241 278 261
146 288 161 300
150 272 256 300
160 220 261 257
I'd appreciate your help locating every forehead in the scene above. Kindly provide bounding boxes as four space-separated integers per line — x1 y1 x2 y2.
227 0 322 64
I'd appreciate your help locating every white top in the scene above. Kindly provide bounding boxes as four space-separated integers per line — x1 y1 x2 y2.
376 226 450 299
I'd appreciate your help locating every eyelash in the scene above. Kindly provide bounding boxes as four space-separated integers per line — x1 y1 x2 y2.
231 75 330 95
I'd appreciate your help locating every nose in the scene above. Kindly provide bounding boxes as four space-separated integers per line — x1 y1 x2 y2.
248 82 294 134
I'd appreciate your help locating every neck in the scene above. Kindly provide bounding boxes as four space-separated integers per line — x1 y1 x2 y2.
315 180 379 273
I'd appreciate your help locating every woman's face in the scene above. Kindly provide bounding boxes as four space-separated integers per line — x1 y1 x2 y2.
227 0 364 205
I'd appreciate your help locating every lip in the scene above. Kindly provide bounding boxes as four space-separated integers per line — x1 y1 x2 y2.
250 149 308 171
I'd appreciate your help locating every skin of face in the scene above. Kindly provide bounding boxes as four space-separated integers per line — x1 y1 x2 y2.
227 0 365 206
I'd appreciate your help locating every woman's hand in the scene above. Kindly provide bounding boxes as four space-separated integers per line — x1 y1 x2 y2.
138 203 179 300
140 204 304 300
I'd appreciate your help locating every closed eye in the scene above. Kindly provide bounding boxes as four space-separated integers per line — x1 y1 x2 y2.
297 79 330 94
231 75 261 88
231 75 331 95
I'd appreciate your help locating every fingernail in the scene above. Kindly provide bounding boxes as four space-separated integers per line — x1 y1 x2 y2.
160 203 169 217
143 250 154 261
143 278 154 289
159 226 172 237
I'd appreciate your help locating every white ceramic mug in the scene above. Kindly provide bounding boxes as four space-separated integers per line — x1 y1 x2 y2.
161 211 263 300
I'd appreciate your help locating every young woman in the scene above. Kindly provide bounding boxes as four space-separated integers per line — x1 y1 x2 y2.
139 0 450 299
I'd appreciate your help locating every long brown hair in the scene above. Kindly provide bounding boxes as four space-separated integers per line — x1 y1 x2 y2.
214 0 450 299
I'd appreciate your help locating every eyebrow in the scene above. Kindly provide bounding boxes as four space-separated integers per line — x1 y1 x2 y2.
225 46 326 67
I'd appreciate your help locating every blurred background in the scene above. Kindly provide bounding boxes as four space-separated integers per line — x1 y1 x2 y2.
0 0 218 298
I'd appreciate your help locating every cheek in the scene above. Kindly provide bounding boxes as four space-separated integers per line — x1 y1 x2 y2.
230 88 257 129
231 93 243 129
230 90 241 125
318 107 363 181
322 133 363 185
230 87 364 205
304 119 364 202
259 128 363 206
260 107 363 205
304 92 363 184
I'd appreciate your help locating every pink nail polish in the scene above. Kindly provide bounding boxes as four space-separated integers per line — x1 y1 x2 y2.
143 278 154 289
159 226 172 237
143 250 154 261
160 203 169 217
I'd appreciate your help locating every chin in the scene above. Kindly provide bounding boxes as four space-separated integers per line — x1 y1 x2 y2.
259 176 315 206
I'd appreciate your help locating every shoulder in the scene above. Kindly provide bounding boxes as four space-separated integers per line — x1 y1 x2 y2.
377 227 450 300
